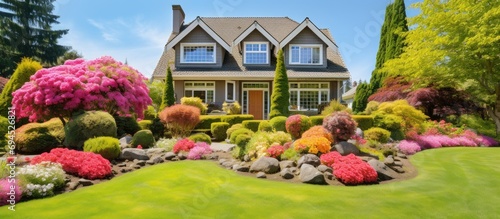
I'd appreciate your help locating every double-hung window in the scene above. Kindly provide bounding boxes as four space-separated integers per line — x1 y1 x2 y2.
289 82 329 110
244 42 268 64
289 44 322 65
184 81 215 103
180 43 216 63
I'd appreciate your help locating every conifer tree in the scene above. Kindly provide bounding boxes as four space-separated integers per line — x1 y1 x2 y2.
269 49 289 119
160 66 175 109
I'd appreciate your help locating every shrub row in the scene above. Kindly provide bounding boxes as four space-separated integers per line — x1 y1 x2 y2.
195 114 254 129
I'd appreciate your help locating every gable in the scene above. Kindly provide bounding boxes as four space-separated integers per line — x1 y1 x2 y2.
180 26 217 43
287 27 324 45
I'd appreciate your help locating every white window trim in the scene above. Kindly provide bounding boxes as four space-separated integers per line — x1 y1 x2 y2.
243 42 269 64
180 43 216 64
289 44 323 65
184 81 215 103
289 82 330 111
225 81 236 101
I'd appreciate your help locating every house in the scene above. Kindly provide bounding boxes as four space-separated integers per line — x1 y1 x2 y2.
342 81 358 109
153 5 351 120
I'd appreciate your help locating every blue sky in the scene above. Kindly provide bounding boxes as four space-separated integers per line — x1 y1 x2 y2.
53 0 420 82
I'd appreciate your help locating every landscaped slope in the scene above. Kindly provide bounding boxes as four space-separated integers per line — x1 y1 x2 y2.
2 147 499 218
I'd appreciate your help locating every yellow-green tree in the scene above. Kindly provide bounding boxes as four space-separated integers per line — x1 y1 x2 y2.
0 58 42 116
383 0 500 135
269 49 289 119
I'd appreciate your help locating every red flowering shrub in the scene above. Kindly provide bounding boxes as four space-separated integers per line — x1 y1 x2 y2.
319 151 342 167
173 138 196 153
30 148 112 180
285 115 312 139
302 126 334 143
323 111 357 142
319 151 377 185
159 104 200 138
267 144 285 158
12 56 152 122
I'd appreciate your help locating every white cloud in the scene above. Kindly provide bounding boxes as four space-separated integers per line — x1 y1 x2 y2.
87 18 121 43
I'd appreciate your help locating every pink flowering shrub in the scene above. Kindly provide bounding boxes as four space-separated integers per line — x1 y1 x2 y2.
187 142 212 160
398 140 422 155
0 179 22 206
285 115 312 139
323 111 358 143
480 135 499 147
30 148 112 180
159 104 201 138
267 144 285 158
12 56 152 122
173 138 196 153
320 152 377 185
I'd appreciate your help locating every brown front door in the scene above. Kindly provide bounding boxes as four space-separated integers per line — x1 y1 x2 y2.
248 90 263 120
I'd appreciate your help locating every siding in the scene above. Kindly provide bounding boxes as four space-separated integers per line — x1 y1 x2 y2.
284 27 328 68
215 80 226 103
330 81 339 101
174 80 184 103
175 26 224 68
242 30 272 67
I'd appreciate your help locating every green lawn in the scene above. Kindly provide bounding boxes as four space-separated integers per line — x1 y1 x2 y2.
2 147 499 219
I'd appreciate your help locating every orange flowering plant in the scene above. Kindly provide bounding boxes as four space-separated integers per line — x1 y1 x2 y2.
293 136 331 155
301 126 333 143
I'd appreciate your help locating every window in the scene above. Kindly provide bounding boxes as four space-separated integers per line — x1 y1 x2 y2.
289 44 322 65
184 81 215 103
244 42 268 64
180 43 215 63
226 81 235 101
289 82 329 110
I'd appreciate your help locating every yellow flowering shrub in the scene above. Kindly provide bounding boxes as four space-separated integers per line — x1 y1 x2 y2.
293 136 331 154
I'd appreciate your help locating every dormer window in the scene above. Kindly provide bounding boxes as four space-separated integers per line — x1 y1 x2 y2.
180 43 216 63
289 44 322 65
244 42 269 64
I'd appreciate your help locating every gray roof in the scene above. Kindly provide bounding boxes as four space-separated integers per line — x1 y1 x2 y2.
342 85 358 100
153 17 349 80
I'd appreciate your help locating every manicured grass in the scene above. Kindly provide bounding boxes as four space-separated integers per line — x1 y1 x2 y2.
2 147 499 218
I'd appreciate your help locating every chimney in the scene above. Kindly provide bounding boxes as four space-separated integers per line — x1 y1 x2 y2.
172 5 185 34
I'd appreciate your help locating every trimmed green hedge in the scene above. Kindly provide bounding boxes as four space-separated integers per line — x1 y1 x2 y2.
195 115 223 129
242 120 265 132
352 115 374 131
83 136 121 160
229 128 254 144
258 121 273 132
310 116 325 126
364 127 391 143
269 116 287 132
221 115 254 126
131 130 155 149
211 122 230 141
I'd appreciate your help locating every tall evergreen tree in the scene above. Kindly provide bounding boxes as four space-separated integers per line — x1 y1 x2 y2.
269 49 289 119
0 0 69 77
353 0 408 113
160 66 175 109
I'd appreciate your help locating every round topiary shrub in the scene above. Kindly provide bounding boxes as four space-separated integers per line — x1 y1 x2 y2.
14 118 65 154
64 111 117 150
211 122 230 141
364 127 392 143
114 115 141 137
269 116 287 132
229 128 254 144
258 120 273 132
232 134 252 159
285 115 312 139
131 130 155 149
226 124 243 139
188 133 212 144
323 111 357 143
83 136 121 160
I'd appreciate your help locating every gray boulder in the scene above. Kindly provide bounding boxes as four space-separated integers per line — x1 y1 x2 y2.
146 148 166 157
164 152 177 160
120 148 149 160
317 164 333 174
250 157 280 174
256 172 267 178
299 164 326 185
279 160 295 170
297 154 321 167
280 168 294 179
334 141 360 156
119 135 133 148
355 128 363 138
368 159 398 180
